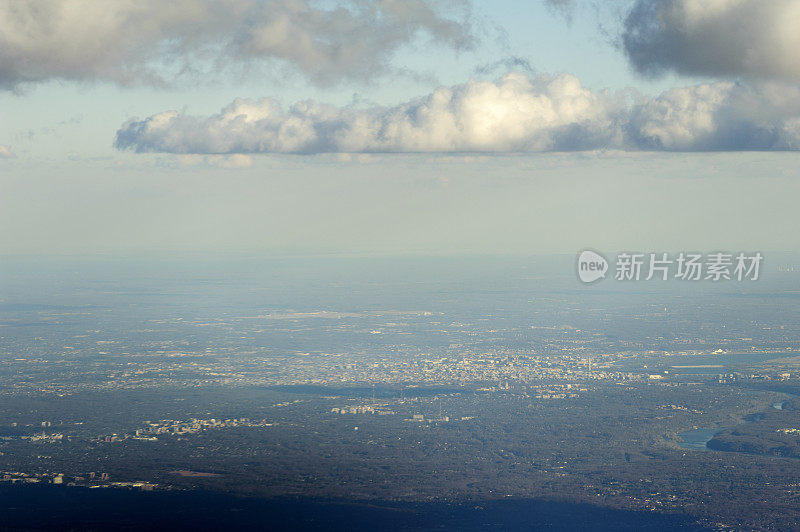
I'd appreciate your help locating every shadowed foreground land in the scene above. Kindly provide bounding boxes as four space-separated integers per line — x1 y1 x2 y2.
0 484 706 531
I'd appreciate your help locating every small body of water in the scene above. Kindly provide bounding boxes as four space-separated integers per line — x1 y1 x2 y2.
677 427 721 451
678 403 785 451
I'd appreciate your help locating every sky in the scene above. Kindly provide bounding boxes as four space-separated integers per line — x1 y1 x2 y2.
2 0 800 256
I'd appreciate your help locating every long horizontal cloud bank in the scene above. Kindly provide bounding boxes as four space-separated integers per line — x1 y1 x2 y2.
0 0 472 89
115 72 800 154
623 0 800 80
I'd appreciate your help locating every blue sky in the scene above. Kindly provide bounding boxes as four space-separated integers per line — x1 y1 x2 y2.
1 0 799 255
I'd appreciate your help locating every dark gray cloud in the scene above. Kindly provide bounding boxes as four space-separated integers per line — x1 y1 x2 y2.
0 0 474 89
542 0 581 23
474 56 536 76
115 71 800 155
543 0 576 15
623 0 800 80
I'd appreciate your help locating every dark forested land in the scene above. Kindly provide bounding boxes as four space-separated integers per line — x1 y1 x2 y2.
2 383 800 530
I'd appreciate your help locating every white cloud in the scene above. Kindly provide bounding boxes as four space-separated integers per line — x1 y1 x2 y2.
116 71 800 154
115 72 628 154
0 0 473 89
630 81 800 150
623 0 800 80
0 144 15 158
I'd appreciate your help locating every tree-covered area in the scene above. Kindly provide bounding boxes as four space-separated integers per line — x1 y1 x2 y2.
1 382 799 529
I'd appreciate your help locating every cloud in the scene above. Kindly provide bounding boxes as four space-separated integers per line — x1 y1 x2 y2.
623 0 800 80
176 154 254 168
543 0 576 17
0 0 473 89
116 72 627 154
0 144 15 158
630 81 800 150
115 72 800 154
473 56 536 76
